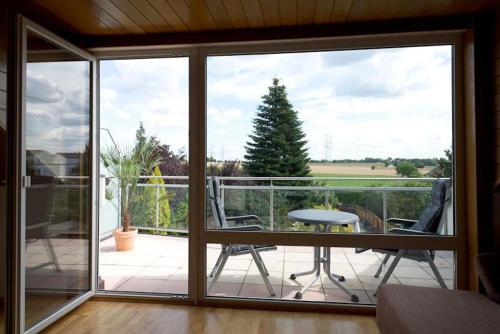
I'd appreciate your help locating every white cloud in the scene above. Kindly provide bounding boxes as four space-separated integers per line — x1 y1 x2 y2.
99 46 452 161
207 107 244 124
100 58 190 152
206 45 452 160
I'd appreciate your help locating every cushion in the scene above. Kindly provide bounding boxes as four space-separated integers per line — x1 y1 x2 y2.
377 284 500 334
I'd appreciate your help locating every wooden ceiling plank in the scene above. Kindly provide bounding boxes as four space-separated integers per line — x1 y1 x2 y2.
314 0 335 24
279 0 298 26
128 0 174 32
147 0 189 32
221 0 249 29
438 0 481 16
241 0 266 28
108 0 160 33
204 0 234 29
348 0 375 21
297 0 317 25
379 0 427 20
330 0 355 23
164 0 203 31
88 2 131 33
184 0 219 30
259 0 281 27
32 0 109 35
45 0 125 33
422 0 454 16
92 0 145 33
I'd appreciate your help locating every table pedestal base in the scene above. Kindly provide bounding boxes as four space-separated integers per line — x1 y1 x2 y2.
290 246 359 302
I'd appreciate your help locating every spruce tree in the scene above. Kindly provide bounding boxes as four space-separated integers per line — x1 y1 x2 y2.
244 78 310 177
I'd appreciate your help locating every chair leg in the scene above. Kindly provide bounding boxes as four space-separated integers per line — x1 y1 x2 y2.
249 246 275 296
44 237 61 272
255 251 269 276
423 250 448 289
374 254 391 278
379 250 404 285
209 249 225 278
208 245 233 293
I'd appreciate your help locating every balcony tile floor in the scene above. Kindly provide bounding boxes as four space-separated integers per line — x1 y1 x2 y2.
98 234 454 304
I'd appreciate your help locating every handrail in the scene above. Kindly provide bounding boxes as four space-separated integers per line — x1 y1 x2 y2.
131 175 447 182
218 176 446 181
102 175 447 235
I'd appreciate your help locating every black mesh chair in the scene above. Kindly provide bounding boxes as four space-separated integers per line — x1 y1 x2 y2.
207 177 276 296
26 177 61 272
371 179 451 290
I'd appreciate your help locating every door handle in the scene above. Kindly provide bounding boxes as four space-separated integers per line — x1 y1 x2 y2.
22 175 31 188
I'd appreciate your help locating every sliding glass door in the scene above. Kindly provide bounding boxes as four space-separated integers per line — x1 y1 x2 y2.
17 17 96 333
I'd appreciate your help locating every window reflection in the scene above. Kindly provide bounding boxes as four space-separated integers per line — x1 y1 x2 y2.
24 31 91 329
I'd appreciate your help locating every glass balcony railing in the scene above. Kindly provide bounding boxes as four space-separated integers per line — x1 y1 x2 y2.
98 176 453 237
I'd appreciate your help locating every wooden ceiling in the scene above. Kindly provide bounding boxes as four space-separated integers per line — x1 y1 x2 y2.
26 0 499 37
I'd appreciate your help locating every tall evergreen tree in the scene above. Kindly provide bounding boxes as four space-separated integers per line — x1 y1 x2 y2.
244 78 310 177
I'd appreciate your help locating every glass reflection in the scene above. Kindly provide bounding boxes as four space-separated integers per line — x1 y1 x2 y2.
25 31 90 329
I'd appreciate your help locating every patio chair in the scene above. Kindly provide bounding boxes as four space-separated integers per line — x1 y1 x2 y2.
207 177 276 296
26 177 61 272
366 179 451 290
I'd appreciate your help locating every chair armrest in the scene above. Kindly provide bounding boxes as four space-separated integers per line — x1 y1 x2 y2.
226 215 263 225
387 218 418 229
220 225 263 231
388 228 435 236
477 253 500 303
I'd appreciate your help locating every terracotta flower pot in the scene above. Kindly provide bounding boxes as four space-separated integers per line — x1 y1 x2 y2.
113 227 138 251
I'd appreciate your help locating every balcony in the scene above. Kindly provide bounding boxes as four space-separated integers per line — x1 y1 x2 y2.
98 176 454 303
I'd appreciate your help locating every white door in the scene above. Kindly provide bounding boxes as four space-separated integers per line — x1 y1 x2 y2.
17 16 97 334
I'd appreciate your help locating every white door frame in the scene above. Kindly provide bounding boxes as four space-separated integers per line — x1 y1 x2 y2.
14 15 97 334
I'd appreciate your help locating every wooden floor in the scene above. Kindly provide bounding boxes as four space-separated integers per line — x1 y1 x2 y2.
42 300 378 334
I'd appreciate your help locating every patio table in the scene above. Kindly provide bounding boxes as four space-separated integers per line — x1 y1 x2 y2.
287 209 360 302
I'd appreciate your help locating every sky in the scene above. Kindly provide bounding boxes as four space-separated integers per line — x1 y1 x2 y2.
100 45 452 160
27 61 90 154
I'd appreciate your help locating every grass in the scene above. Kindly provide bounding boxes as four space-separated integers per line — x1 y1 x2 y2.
310 173 431 187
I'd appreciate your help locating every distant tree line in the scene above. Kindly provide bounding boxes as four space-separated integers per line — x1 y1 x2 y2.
309 157 441 168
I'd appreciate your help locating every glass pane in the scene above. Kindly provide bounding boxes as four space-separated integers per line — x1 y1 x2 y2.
205 46 454 236
206 245 455 305
25 30 91 329
98 58 189 295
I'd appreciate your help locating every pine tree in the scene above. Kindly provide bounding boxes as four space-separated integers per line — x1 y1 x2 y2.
244 78 310 177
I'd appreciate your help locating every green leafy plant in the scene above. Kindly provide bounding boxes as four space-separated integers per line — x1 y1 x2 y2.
143 166 171 228
101 138 161 232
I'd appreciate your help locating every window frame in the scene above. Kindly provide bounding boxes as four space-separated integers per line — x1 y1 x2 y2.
91 30 466 312
194 31 465 309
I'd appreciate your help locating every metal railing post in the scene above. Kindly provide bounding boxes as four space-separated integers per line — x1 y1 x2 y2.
270 180 274 231
383 190 388 233
324 189 329 208
220 179 225 210
155 185 160 234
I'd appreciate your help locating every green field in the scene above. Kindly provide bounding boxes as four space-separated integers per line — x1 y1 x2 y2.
310 173 431 187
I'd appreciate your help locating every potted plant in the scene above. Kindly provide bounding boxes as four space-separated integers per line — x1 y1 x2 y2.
101 137 161 251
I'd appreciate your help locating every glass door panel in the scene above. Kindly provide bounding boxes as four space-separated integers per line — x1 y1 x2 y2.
98 57 189 296
22 25 94 331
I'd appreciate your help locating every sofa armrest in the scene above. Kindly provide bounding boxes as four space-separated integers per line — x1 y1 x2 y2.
477 253 500 304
